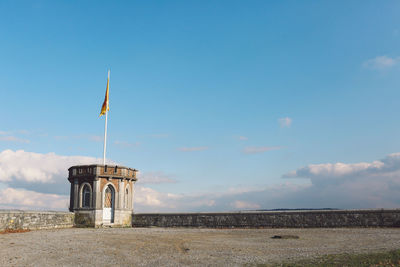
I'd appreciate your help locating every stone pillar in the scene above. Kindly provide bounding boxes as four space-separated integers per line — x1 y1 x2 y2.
69 182 74 212
118 179 123 209
122 180 126 209
73 178 79 209
93 178 102 226
93 179 101 209
131 181 135 212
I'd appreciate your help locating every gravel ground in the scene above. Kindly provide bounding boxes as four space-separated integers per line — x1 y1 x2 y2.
1 227 400 266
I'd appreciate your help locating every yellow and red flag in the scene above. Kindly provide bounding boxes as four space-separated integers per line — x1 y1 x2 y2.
99 70 110 117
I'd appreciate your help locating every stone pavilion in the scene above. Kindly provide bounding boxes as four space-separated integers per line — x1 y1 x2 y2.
68 164 138 227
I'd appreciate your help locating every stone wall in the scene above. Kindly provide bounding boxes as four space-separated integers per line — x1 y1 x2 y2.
132 209 400 228
2 209 400 230
0 210 74 231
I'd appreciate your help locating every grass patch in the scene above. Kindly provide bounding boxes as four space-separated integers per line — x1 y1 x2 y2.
249 249 400 267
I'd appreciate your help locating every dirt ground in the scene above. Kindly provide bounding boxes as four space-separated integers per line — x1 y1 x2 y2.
1 227 400 266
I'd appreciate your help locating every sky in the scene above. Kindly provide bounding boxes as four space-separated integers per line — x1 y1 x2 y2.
0 1 400 212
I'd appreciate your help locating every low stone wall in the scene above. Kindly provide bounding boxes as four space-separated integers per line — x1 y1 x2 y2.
2 209 400 230
132 209 400 228
0 210 74 231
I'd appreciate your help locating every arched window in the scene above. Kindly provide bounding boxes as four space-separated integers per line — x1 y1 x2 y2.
82 184 91 208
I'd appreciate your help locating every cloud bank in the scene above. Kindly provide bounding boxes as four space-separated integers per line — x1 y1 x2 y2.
1 150 400 212
282 153 400 209
0 187 69 210
134 153 400 211
283 153 400 180
0 150 102 196
0 149 100 184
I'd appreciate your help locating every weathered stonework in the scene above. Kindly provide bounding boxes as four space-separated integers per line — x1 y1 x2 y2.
68 164 138 227
0 211 74 231
132 209 400 228
1 209 400 231
74 210 95 227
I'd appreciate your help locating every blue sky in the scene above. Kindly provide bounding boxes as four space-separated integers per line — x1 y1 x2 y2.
1 1 400 211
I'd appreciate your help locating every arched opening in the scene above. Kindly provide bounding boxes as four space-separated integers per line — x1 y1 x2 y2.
79 183 92 208
82 184 91 208
103 184 115 223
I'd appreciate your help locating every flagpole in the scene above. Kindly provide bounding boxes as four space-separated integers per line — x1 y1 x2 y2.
102 70 110 165
103 109 108 165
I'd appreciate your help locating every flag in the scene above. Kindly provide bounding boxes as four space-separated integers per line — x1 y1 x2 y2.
99 71 110 117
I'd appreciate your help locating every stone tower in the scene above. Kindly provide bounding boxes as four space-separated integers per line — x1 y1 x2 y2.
68 164 138 227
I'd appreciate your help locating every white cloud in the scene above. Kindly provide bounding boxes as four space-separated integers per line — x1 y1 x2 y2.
283 153 400 180
279 153 400 209
278 117 292 128
242 146 281 154
0 150 100 189
135 153 400 212
1 149 400 212
238 136 248 140
133 185 206 212
0 150 104 210
134 186 167 208
133 182 308 213
178 146 208 152
0 136 30 143
0 187 69 210
363 56 400 69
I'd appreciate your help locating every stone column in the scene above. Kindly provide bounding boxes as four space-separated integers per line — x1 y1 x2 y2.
118 179 123 209
93 179 101 209
93 178 102 226
73 178 79 209
69 182 74 212
122 180 126 209
131 181 135 212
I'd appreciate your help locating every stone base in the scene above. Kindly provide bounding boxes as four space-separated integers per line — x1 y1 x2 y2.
74 210 95 227
74 209 132 227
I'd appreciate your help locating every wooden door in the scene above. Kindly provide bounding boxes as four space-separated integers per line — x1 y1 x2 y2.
103 185 114 223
